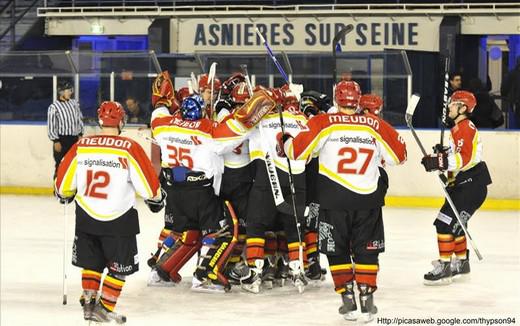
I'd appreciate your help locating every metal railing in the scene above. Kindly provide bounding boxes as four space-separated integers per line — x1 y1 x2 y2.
0 0 41 41
37 2 520 17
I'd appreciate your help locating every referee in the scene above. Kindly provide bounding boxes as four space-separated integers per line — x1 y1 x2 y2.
47 81 84 178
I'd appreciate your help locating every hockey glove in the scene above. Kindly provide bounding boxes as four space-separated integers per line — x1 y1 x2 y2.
54 190 75 205
300 90 331 113
152 71 175 109
432 143 449 154
215 98 233 115
145 188 167 213
276 132 293 157
421 153 448 172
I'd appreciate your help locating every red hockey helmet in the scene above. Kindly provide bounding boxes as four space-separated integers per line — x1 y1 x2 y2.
360 94 383 115
449 90 477 113
97 101 126 128
283 101 300 115
231 82 251 105
199 74 222 92
335 81 361 108
152 71 175 108
176 87 191 103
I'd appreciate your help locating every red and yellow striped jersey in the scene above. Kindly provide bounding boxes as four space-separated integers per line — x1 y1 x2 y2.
447 119 482 174
150 107 246 177
55 135 160 221
285 112 407 195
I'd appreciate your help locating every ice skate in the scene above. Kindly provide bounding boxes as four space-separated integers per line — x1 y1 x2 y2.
288 260 308 294
338 282 357 321
451 251 471 281
80 290 97 321
305 257 326 283
225 261 250 286
147 268 175 287
358 284 378 323
241 260 263 293
88 302 126 324
191 275 228 294
424 260 452 285
261 256 277 289
274 254 289 287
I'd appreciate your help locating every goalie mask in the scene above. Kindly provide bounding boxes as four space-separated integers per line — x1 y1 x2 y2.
181 95 205 121
222 73 245 96
97 101 126 129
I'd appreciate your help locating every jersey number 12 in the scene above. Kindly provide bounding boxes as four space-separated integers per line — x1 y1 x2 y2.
85 170 110 199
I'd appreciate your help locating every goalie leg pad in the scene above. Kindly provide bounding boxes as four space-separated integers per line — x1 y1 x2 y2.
195 233 236 287
156 230 201 283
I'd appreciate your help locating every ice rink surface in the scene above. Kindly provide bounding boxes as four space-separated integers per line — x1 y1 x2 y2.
1 195 519 326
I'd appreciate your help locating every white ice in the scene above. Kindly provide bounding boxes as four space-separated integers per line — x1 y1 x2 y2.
1 195 519 326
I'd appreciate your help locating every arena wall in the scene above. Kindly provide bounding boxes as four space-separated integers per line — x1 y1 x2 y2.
1 124 518 209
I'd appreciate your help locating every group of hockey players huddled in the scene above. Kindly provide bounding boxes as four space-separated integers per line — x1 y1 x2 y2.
54 67 491 324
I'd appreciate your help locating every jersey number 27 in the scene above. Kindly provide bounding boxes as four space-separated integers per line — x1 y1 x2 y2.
337 147 374 175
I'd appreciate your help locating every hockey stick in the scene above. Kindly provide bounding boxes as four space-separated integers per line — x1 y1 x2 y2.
255 28 305 275
405 94 483 261
332 24 354 86
281 51 293 84
62 203 68 305
440 56 450 148
189 72 199 95
209 62 217 120
136 127 159 146
210 200 240 291
240 64 292 214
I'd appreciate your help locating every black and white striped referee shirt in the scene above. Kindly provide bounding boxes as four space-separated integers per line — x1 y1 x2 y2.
47 99 84 141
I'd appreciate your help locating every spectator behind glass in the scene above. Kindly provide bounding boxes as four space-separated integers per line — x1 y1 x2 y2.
501 57 520 129
468 78 504 129
125 96 149 125
448 72 463 97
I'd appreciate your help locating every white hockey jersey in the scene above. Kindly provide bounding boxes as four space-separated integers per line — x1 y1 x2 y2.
285 112 407 195
150 107 246 190
55 135 160 221
248 111 308 175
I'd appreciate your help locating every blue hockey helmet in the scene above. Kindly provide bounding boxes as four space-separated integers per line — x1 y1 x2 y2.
181 95 204 121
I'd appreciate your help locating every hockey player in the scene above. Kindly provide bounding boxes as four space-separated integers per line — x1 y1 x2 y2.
242 89 309 294
148 72 282 291
280 80 407 322
199 73 222 119
421 90 492 285
215 82 254 284
147 72 181 270
54 101 164 323
299 90 331 281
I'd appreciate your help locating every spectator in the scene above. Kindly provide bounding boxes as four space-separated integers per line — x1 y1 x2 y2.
125 96 149 124
47 81 83 179
468 78 504 129
501 57 520 128
448 72 463 97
